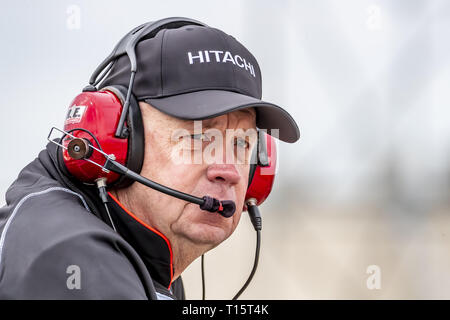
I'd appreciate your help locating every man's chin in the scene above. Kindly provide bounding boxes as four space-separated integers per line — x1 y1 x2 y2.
172 212 231 246
172 205 238 246
183 221 230 246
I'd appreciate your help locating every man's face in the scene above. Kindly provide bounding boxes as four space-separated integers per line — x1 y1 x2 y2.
126 102 257 252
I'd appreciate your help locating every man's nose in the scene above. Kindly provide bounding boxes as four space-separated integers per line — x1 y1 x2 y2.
206 164 241 186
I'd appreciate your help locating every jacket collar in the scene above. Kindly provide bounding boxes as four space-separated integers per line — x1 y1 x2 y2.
106 192 174 289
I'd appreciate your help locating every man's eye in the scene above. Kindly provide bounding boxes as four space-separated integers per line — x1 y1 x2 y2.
191 133 211 141
235 137 250 149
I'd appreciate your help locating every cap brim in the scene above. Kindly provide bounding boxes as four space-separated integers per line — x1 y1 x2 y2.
145 90 300 143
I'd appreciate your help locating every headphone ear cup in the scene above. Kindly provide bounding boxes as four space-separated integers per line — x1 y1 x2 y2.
62 89 129 185
99 85 145 188
244 132 277 208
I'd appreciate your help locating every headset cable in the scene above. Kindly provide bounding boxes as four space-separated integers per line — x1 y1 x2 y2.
232 198 262 300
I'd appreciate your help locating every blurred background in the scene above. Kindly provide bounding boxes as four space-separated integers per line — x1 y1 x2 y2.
1 0 450 299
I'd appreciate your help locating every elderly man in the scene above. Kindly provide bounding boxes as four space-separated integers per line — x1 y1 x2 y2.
0 18 299 299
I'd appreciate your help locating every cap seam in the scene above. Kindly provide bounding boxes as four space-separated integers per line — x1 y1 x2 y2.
212 28 237 91
160 28 169 96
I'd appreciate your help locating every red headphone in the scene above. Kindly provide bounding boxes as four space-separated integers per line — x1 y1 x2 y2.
59 18 277 211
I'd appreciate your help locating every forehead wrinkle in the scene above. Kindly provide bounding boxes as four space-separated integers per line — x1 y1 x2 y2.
204 109 256 130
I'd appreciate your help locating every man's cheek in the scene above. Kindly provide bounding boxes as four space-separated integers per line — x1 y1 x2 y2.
238 178 249 204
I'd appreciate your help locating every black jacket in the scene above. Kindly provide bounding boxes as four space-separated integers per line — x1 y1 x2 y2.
0 142 184 299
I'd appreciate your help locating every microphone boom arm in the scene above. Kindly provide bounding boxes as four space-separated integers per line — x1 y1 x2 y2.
103 157 236 217
103 157 203 205
47 128 236 218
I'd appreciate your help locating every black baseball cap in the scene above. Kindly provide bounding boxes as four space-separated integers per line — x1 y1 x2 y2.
99 23 300 143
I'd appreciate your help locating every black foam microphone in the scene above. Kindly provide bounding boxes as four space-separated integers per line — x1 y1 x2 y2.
66 137 236 218
199 196 236 218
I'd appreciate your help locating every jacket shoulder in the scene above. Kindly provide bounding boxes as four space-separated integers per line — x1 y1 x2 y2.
0 186 153 299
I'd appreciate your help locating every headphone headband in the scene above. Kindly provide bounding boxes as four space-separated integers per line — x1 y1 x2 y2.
89 17 208 85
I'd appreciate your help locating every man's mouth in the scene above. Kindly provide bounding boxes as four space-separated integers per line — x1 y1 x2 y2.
188 201 232 225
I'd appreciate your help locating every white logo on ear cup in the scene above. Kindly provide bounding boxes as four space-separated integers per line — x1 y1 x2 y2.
65 105 87 125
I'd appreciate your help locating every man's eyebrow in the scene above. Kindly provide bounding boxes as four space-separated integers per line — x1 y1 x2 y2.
202 120 217 130
180 108 257 130
237 108 257 118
